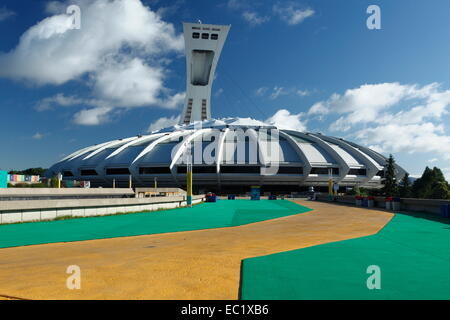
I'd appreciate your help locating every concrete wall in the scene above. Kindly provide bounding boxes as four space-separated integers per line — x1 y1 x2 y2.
0 188 135 199
315 194 450 216
0 195 204 224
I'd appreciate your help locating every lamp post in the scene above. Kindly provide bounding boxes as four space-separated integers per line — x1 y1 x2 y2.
186 146 193 207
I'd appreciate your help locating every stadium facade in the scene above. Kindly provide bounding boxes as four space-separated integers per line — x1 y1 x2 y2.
46 22 407 193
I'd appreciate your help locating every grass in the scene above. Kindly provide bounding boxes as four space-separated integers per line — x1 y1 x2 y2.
0 200 311 248
240 211 450 300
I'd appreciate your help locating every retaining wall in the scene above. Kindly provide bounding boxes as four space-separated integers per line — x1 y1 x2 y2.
0 195 204 224
315 194 450 216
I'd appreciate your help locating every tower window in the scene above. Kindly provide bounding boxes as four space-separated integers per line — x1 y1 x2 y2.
190 50 215 86
192 32 200 39
211 34 218 40
201 33 209 39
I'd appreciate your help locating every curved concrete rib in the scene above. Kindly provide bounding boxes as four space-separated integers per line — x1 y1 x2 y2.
279 130 312 182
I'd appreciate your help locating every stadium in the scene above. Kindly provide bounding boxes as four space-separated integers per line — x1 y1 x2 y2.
46 22 407 193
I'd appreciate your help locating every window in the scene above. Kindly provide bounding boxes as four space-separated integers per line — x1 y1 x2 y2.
192 32 200 39
332 168 340 175
221 166 260 174
376 170 385 177
348 169 367 176
178 166 216 174
80 169 97 176
310 167 329 175
106 168 130 175
139 167 171 174
63 171 74 177
201 33 209 39
278 167 304 174
190 50 215 86
211 33 218 40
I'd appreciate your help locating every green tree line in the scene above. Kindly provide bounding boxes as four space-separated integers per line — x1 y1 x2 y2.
351 155 450 199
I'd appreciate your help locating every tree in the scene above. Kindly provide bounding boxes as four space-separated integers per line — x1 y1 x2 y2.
382 154 398 196
8 167 47 176
412 166 450 199
430 181 449 199
399 173 412 198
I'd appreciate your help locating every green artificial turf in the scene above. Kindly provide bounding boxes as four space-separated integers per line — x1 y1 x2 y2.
240 211 450 300
0 200 311 249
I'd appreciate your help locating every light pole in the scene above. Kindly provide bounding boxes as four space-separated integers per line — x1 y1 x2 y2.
186 146 193 207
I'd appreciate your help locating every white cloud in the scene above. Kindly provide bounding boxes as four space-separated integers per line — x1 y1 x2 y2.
227 1 269 26
428 158 438 163
214 88 224 97
242 11 270 26
255 87 268 96
308 82 450 132
73 107 113 126
296 89 310 97
266 109 307 131
443 168 450 182
256 86 310 100
270 86 287 100
355 122 450 160
273 3 314 25
227 0 243 10
0 7 15 21
93 58 165 107
36 93 85 111
147 115 180 132
32 132 44 140
0 0 184 125
304 82 450 162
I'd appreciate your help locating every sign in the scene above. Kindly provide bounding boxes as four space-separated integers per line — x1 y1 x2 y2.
0 171 7 188
250 186 260 200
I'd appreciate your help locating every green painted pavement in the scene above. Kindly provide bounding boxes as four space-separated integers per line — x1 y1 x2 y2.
0 200 311 249
240 212 450 300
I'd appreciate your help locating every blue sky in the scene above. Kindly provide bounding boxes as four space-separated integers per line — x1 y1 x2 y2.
1 0 450 180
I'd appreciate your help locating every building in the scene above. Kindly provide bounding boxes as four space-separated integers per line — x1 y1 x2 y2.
46 22 407 193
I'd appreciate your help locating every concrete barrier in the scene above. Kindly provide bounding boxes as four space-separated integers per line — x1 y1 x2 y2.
0 188 135 201
314 194 450 216
0 195 204 224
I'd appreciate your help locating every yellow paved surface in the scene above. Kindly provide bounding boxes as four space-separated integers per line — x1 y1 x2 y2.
0 201 393 300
